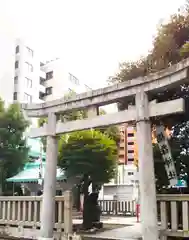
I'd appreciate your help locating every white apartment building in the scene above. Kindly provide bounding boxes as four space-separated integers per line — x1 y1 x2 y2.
14 39 45 105
39 58 91 102
0 37 91 128
0 37 90 108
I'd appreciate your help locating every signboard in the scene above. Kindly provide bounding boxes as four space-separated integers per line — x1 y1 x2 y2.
156 126 178 186
175 179 187 188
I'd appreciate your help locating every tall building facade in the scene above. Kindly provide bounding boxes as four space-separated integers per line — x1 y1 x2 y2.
0 38 90 107
118 124 137 165
118 124 171 167
39 59 91 102
14 39 45 104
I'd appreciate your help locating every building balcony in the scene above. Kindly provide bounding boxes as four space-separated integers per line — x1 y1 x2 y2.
39 91 45 100
127 144 134 151
127 136 135 142
40 70 46 79
127 153 134 160
119 148 125 156
118 155 125 164
39 82 45 93
40 77 46 86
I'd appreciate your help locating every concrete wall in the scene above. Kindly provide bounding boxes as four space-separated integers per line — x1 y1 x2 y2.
99 184 135 201
99 165 138 201
41 58 91 102
106 164 138 185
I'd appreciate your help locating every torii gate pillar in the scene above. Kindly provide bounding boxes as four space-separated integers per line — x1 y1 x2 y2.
39 113 58 240
135 91 159 240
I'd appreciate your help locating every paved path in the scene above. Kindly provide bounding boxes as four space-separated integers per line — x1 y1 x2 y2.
73 216 138 225
73 217 142 240
83 224 141 240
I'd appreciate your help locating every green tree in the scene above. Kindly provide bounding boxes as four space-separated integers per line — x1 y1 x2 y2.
0 100 29 194
110 1 189 192
58 130 117 227
111 2 189 89
99 125 120 147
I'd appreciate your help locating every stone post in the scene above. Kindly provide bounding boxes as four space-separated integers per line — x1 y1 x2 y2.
64 190 73 236
39 113 58 240
135 91 159 240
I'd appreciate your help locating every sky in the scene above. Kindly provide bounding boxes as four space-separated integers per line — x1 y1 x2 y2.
0 0 186 89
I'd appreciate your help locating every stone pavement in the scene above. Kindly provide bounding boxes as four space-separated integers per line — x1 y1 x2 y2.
73 217 142 240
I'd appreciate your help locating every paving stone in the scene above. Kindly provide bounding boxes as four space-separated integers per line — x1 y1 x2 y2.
77 217 142 240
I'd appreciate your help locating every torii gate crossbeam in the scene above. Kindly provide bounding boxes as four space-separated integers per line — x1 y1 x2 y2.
22 58 189 240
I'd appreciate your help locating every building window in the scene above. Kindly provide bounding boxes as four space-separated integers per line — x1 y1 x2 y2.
40 77 45 85
13 92 17 100
25 62 33 72
128 142 134 145
128 150 134 154
15 61 19 69
16 45 19 54
25 77 32 88
128 172 134 176
69 73 79 85
128 133 134 137
46 71 53 80
39 92 45 100
26 46 33 57
14 76 18 84
46 87 52 95
24 93 32 103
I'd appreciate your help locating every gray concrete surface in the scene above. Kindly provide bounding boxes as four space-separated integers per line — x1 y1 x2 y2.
74 217 142 240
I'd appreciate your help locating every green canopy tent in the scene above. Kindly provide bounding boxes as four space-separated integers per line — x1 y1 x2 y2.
6 138 67 195
6 161 66 183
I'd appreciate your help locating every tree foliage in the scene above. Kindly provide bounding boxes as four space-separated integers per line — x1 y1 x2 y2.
58 130 117 185
58 130 117 228
0 100 29 194
112 3 189 86
111 1 189 192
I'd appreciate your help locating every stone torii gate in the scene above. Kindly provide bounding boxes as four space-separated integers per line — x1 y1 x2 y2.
22 58 189 240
